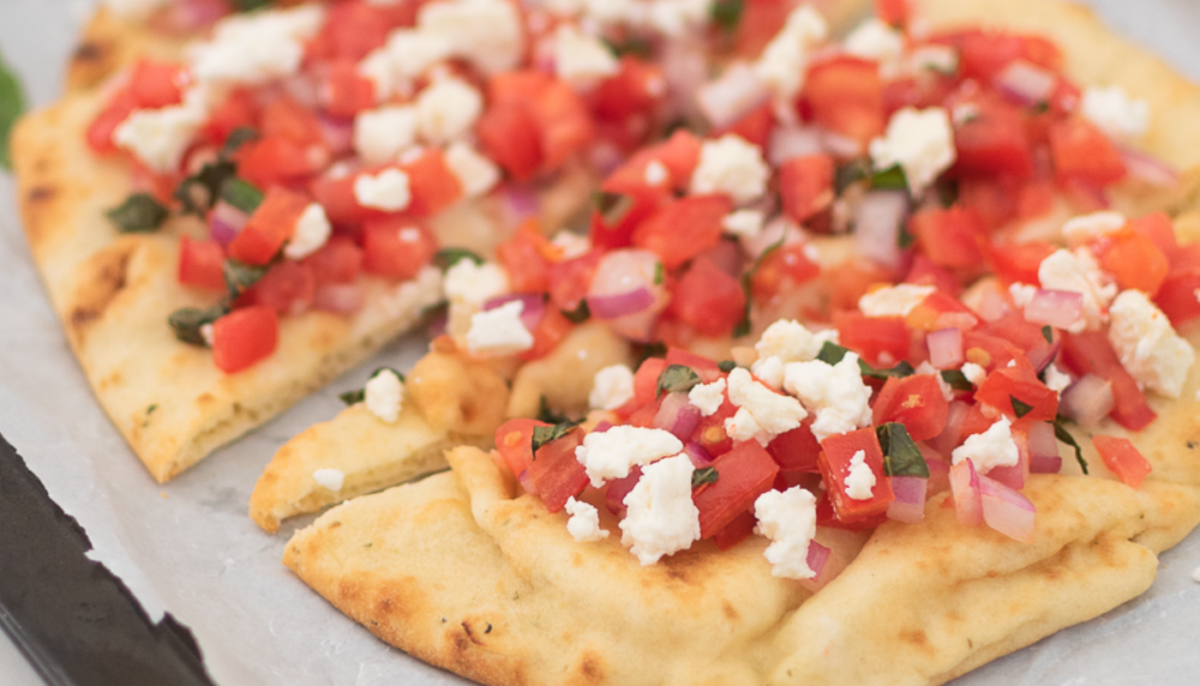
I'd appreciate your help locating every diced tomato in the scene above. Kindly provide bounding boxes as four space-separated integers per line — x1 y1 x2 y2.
905 291 978 332
1060 332 1156 430
590 57 664 122
653 129 702 189
497 221 555 293
957 176 1018 232
1092 435 1152 489
301 236 363 285
835 312 911 367
529 428 589 512
87 88 138 154
1156 269 1200 325
1093 229 1168 297
632 195 732 269
361 219 436 280
531 77 595 170
803 56 885 145
973 358 1058 421
604 466 642 516
237 136 322 189
664 348 723 382
958 402 996 440
779 154 835 225
668 257 745 337
910 205 986 269
548 250 601 313
309 173 366 230
129 60 187 109
1049 118 1126 186
403 148 463 217
694 441 780 539
767 419 822 473
955 30 1024 81
477 103 543 181
310 0 404 62
816 492 889 530
872 374 950 441
202 88 259 146
632 357 668 408
818 428 894 522
229 186 309 266
979 310 1054 360
521 307 574 362
242 260 317 314
716 101 774 149
262 97 325 148
731 0 792 57
905 255 962 296
1130 211 1177 257
211 306 278 374
694 398 737 457
590 183 668 251
961 329 1023 370
986 241 1055 286
876 0 909 26
751 243 822 303
712 510 758 551
495 418 547 481
952 101 1034 178
178 236 226 291
321 60 377 119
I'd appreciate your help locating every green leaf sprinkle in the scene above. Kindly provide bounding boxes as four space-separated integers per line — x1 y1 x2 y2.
0 52 27 171
339 368 405 407
167 304 228 347
1011 395 1034 419
717 360 737 373
940 369 974 391
870 164 909 192
175 159 237 217
434 247 485 270
531 420 581 455
561 300 591 324
876 423 930 478
537 395 570 425
1041 325 1053 344
657 364 702 398
1053 419 1088 474
692 466 720 489
816 341 913 379
221 126 258 157
220 177 264 214
222 259 268 299
593 191 635 227
106 193 170 233
709 0 745 32
834 159 870 194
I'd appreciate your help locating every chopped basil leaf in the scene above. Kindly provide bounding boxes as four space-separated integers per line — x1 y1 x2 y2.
692 466 720 489
602 35 652 58
561 300 591 324
1041 325 1053 344
221 126 258 157
941 369 974 391
593 191 635 227
635 341 668 366
167 304 228 346
876 423 930 478
896 220 915 249
734 234 787 338
1011 395 1034 419
537 395 570 425
1053 419 1088 474
531 420 581 455
717 360 737 373
709 0 744 32
654 261 664 285
816 340 850 365
870 164 909 192
220 177 264 214
1031 100 1051 114
146 404 158 415
433 247 485 270
106 193 170 233
657 364 701 398
371 367 405 383
231 0 271 10
340 368 405 406
935 178 960 208
816 341 913 379
0 52 26 170
834 159 870 194
223 259 268 299
175 159 238 217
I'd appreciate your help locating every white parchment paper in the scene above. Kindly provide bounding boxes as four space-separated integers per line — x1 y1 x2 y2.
0 1 1198 684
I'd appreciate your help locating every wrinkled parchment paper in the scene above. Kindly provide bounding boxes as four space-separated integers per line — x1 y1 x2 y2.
1 1 1198 684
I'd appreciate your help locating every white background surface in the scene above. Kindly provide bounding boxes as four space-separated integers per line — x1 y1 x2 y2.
3 1 1200 685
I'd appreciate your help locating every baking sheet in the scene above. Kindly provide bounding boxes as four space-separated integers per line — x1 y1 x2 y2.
1 1 1199 684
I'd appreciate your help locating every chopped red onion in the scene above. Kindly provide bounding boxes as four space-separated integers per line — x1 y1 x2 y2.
588 249 666 341
979 475 1036 543
993 60 1058 106
1023 289 1084 330
588 287 655 320
1026 421 1059 462
661 36 708 121
797 540 834 593
928 401 969 457
854 190 909 270
696 62 769 129
653 393 701 441
683 442 714 468
318 116 355 156
592 421 614 433
1029 455 1062 474
501 185 541 221
986 461 1025 491
886 476 928 524
927 328 964 369
768 125 825 166
923 451 951 496
950 458 983 526
517 469 537 495
604 467 642 517
1025 339 1061 373
313 283 366 314
209 200 248 247
484 294 545 332
818 127 862 158
1121 147 1179 187
1060 373 1114 426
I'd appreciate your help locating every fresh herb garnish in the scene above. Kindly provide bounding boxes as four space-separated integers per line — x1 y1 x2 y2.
834 159 870 194
709 0 745 32
935 178 960 208
561 300 591 324
146 404 158 415
816 341 914 379
531 420 581 455
0 52 26 170
635 341 668 366
434 247 485 270
870 164 909 192
231 0 271 10
536 395 570 425
657 364 701 398
691 466 720 489
1053 418 1088 474
876 423 930 478
223 259 268 299
167 304 228 346
221 126 258 156
593 191 635 227
1011 396 1034 419
1041 325 1053 344
734 234 786 338
175 159 237 216
940 369 974 391
717 360 737 373
338 368 405 406
220 177 264 214
602 35 652 58
896 220 915 249
654 261 664 285
106 193 170 233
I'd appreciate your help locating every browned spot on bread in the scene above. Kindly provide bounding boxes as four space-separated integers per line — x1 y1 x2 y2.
25 185 56 204
68 245 132 346
67 34 117 88
722 600 740 622
461 620 485 646
576 650 606 684
900 629 931 651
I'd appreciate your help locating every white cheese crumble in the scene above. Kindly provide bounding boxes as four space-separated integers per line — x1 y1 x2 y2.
951 416 1019 474
283 203 332 260
721 209 765 240
688 378 727 417
416 77 483 145
844 18 905 73
199 323 215 347
354 168 412 212
844 449 876 500
753 487 818 579
724 368 807 446
364 369 405 423
112 87 209 173
1038 248 1117 332
443 260 509 307
312 468 346 492
1061 211 1126 247
690 134 770 205
753 320 840 390
783 353 873 442
554 24 619 87
417 0 525 74
1107 289 1195 398
1008 282 1037 309
1043 362 1073 394
1080 85 1149 141
574 425 684 488
961 363 987 386
589 364 636 410
858 284 935 317
190 5 325 84
444 142 500 198
358 29 453 100
644 160 669 186
910 45 958 74
551 231 590 259
565 497 610 542
869 107 956 196
353 105 418 165
619 454 701 565
465 300 534 355
755 5 827 107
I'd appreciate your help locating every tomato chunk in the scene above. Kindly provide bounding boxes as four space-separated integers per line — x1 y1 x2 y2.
632 195 732 269
668 256 745 337
804 56 885 144
521 308 574 362
1060 332 1156 430
495 418 547 481
973 359 1058 421
766 419 821 473
1092 435 1152 489
818 428 894 522
362 219 437 280
497 221 555 293
872 375 950 441
751 243 822 302
1094 229 1168 297
693 440 780 539
211 306 278 373
632 357 668 408
178 236 226 291
779 154 835 224
909 206 986 269
834 312 911 368
529 428 589 512
229 186 309 266
1049 118 1126 186
242 261 316 315
302 236 363 285
403 148 463 217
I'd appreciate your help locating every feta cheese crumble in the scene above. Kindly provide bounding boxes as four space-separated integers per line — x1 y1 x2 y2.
353 105 418 165
417 0 525 74
589 365 636 411
1080 85 1149 141
619 454 701 565
1061 211 1126 247
752 319 840 389
444 142 500 198
844 18 905 73
688 378 727 417
755 5 827 107
858 284 936 317
844 449 876 500
354 168 412 212
443 260 509 307
283 203 332 260
952 416 1019 474
574 425 684 488
312 468 346 492
365 369 405 423
191 5 325 84
113 88 209 173
416 77 483 144
565 497 610 542
690 134 770 205
722 209 765 240
1043 363 1073 394
869 107 956 195
1038 248 1117 332
783 353 873 442
961 363 988 387
754 487 818 579
554 24 620 87
724 368 807 446
465 301 534 355
1107 290 1195 398
358 29 453 100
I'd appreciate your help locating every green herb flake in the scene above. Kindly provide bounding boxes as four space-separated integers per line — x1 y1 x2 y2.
220 177 265 214
232 0 271 10
635 341 668 366
167 304 228 347
1011 395 1034 419
717 360 737 373
223 259 269 299
816 341 913 379
434 247 485 270
816 341 850 365
1053 419 1088 474
940 369 974 391
896 220 915 249
221 126 258 156
734 234 786 338
691 466 720 489
175 159 238 216
106 193 170 233
537 395 569 425
654 261 664 285
709 0 744 32
531 420 581 455
561 300 591 324
1041 325 1053 344
0 53 27 170
834 159 870 194
593 191 635 227
870 164 909 192
876 423 930 478
602 35 652 58
657 364 701 398
146 404 158 415
339 368 405 407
